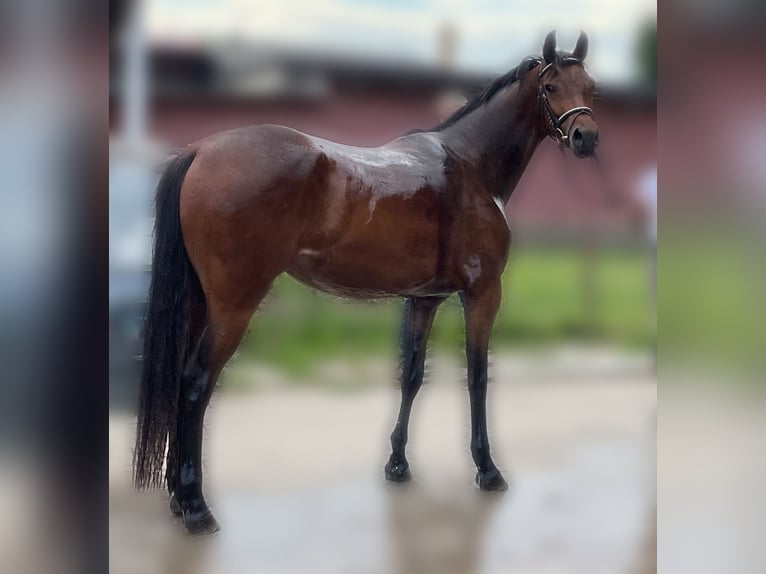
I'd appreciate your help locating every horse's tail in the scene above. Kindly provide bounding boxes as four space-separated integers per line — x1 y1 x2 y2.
133 150 205 491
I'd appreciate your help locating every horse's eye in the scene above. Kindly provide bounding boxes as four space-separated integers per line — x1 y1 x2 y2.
545 84 556 93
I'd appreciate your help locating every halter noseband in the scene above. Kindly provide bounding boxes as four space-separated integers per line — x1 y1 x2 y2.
537 60 593 147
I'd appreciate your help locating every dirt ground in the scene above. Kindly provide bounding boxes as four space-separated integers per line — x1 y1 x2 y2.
110 351 656 574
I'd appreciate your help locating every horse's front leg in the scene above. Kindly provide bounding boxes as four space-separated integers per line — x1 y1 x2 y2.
385 296 445 482
461 281 509 491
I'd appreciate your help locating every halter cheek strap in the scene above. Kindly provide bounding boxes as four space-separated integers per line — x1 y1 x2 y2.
537 61 594 147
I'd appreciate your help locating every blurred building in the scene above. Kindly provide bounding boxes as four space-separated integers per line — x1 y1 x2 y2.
110 41 656 241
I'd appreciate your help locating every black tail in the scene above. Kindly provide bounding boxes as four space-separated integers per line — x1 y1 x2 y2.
133 150 205 490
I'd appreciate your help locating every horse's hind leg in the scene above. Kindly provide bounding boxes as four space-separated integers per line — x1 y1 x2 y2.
385 296 444 482
172 293 267 535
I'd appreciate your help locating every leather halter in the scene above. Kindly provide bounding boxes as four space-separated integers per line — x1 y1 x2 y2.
537 60 594 147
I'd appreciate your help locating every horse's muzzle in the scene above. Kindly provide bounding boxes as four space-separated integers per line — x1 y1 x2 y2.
571 126 599 158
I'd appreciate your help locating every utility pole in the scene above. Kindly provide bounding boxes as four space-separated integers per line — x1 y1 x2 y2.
436 22 457 70
122 0 148 150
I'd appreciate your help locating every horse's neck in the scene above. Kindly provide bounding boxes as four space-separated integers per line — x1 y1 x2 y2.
440 85 545 203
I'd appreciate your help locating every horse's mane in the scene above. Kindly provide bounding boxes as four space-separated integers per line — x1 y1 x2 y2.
405 52 582 136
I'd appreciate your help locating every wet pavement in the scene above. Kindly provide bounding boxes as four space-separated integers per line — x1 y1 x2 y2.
110 355 655 574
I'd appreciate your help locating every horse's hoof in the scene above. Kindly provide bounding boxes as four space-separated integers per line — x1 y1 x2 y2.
183 509 221 535
169 493 182 517
476 468 509 492
384 460 412 483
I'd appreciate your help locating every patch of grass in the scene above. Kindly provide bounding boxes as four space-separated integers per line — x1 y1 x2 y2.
236 246 653 374
659 231 763 376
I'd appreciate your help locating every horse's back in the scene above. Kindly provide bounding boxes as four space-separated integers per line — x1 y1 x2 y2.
188 124 319 182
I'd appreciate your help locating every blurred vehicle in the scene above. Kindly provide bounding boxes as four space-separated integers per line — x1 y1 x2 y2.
109 146 159 409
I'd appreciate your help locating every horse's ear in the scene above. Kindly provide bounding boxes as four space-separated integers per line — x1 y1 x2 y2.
543 30 556 64
573 30 589 60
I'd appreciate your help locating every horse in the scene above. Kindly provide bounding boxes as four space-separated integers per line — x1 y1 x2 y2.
133 30 599 535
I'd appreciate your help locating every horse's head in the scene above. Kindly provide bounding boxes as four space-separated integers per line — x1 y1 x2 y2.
536 30 598 157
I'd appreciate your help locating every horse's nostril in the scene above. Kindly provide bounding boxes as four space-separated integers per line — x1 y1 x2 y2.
573 129 583 142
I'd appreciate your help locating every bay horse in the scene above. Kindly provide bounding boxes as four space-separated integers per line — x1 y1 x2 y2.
133 31 599 535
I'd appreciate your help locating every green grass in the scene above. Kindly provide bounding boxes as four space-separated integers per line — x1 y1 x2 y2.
237 246 653 374
499 247 651 346
658 231 763 377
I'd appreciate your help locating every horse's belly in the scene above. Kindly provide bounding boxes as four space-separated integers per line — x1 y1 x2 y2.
287 245 453 299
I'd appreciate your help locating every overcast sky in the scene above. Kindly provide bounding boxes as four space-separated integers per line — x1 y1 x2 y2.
146 0 656 83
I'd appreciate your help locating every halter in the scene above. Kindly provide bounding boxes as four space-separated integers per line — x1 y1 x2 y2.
537 60 594 148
